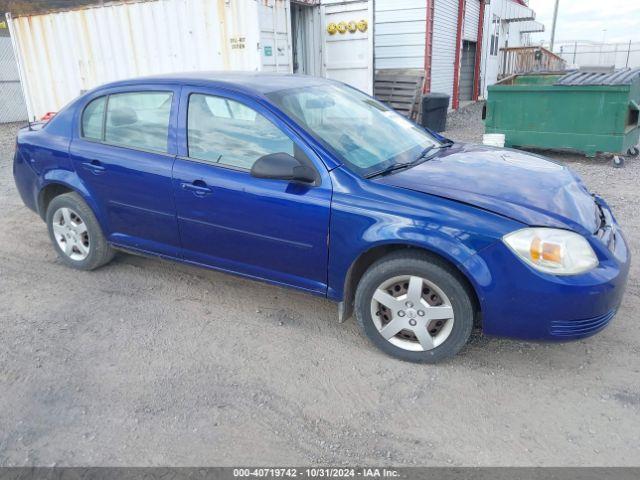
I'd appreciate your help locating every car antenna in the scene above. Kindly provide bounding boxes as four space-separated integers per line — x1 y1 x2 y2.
26 111 34 131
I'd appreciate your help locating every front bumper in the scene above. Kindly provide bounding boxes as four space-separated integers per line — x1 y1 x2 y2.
465 204 630 341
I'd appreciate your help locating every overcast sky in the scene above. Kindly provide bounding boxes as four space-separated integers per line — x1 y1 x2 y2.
528 0 640 45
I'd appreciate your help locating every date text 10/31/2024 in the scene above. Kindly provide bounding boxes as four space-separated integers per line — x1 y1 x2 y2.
232 468 400 478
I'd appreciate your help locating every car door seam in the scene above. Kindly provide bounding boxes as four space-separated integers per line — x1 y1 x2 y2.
170 85 185 259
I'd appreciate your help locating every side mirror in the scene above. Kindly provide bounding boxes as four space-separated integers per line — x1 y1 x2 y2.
250 152 317 184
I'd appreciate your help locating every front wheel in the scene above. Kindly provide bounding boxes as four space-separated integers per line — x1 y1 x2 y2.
355 251 475 363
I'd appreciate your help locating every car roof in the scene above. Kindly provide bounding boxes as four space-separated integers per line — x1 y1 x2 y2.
98 71 333 96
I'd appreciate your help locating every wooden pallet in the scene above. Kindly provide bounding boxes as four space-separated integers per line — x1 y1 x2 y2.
374 69 425 121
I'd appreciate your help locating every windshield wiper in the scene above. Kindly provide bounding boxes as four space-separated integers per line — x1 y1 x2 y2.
415 144 439 161
365 142 452 179
365 162 414 179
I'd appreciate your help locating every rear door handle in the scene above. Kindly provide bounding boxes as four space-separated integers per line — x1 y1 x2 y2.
181 180 213 196
81 160 106 175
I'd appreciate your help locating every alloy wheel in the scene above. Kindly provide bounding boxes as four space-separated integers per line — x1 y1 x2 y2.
51 207 90 261
370 275 454 352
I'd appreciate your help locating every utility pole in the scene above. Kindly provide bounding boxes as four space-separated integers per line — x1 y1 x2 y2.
549 0 560 52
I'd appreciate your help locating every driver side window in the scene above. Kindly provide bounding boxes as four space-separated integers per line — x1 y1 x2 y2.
187 94 294 170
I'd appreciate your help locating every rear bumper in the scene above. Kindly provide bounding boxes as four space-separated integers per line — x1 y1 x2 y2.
13 147 39 214
466 223 630 341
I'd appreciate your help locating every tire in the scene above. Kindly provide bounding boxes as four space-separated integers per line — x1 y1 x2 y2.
46 192 114 270
354 250 474 363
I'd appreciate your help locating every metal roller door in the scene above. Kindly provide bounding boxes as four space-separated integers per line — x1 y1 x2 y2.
431 0 459 100
459 40 476 102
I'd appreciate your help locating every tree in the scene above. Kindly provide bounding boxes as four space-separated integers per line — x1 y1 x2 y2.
0 1 105 22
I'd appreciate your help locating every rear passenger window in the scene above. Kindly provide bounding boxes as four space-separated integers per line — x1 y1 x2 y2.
81 97 106 141
104 92 173 153
187 94 293 169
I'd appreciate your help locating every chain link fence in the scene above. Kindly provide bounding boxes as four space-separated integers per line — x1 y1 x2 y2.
0 30 29 124
556 41 640 70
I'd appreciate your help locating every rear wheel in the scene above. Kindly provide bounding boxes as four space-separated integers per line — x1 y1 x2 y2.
46 192 114 270
355 251 474 363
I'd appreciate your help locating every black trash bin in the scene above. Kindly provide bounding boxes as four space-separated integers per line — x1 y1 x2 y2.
421 93 450 132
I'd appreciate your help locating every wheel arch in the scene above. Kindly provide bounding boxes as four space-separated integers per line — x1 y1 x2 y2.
338 242 483 327
38 183 74 219
37 173 103 225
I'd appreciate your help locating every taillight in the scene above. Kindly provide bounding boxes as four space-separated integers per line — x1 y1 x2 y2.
41 112 57 121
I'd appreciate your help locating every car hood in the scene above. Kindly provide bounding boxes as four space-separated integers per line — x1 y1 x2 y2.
374 143 599 234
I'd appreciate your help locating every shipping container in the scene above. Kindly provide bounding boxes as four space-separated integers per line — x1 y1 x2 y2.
7 0 373 120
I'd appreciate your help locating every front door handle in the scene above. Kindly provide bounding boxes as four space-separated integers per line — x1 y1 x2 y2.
181 180 213 197
81 160 106 175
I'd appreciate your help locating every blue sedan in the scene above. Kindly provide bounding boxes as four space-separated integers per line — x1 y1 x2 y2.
13 73 630 363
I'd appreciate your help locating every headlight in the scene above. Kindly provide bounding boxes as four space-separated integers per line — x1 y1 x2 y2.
503 228 598 275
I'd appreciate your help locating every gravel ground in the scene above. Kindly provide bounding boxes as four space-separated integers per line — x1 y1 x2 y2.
0 108 639 467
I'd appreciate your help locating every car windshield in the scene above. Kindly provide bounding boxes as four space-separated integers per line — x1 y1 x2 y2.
266 83 439 177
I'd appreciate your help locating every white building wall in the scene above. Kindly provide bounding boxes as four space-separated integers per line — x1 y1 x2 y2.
431 0 459 100
480 3 499 98
479 0 539 97
321 0 374 94
374 0 481 106
374 0 426 70
506 21 532 48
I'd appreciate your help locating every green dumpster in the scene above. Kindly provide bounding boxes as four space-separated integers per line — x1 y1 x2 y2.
484 68 640 157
